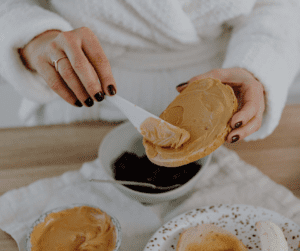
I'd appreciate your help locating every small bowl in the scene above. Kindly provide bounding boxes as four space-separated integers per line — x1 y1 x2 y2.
99 121 212 204
25 203 122 251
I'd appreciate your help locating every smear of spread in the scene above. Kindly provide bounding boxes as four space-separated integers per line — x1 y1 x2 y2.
30 206 116 251
140 117 190 149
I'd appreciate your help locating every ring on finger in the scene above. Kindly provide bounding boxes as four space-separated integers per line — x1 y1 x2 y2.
52 56 68 71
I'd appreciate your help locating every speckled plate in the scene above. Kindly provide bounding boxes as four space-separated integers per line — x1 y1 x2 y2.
144 204 300 251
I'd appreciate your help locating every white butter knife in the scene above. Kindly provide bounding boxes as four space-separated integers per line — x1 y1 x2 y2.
105 94 173 134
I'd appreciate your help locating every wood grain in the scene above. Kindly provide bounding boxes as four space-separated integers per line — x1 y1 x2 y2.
0 105 299 250
224 104 300 197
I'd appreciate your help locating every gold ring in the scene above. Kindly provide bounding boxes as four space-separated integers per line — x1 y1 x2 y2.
52 56 68 71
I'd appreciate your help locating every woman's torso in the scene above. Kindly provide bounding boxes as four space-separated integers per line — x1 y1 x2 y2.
22 0 255 125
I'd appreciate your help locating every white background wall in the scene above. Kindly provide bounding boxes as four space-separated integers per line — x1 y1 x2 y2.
1 74 300 128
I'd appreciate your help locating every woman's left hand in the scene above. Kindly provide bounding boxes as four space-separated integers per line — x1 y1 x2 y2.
176 68 266 143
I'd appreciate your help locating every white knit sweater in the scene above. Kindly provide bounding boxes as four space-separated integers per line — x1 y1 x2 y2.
0 0 300 142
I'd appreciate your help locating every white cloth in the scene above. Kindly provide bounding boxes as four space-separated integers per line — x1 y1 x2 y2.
1 0 300 142
0 145 300 251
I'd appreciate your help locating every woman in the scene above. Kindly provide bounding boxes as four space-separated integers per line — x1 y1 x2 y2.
0 0 299 144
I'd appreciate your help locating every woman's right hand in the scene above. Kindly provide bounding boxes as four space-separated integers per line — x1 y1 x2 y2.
19 27 117 107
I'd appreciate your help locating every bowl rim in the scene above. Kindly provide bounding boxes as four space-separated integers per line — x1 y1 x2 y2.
25 203 122 251
98 120 212 197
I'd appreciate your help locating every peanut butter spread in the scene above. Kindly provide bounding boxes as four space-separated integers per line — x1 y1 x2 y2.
30 206 116 251
142 78 237 167
140 117 190 149
183 233 246 251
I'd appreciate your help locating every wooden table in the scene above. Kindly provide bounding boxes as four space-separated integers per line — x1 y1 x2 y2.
0 104 300 250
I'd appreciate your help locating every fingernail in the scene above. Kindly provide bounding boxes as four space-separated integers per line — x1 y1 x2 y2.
107 85 116 96
94 92 104 102
235 121 242 129
84 97 94 107
75 100 83 107
231 135 239 143
176 82 188 89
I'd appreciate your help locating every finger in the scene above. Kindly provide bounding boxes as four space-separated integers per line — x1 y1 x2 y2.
176 82 189 93
56 56 94 107
226 114 263 143
230 101 256 132
61 43 106 103
229 83 265 130
36 63 83 107
80 28 117 96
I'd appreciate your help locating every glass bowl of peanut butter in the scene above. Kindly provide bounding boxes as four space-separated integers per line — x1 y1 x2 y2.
25 203 122 251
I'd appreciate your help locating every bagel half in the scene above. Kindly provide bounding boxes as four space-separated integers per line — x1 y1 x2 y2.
142 78 238 167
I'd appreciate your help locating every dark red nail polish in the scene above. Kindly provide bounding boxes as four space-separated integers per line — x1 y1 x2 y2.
75 100 83 107
231 135 239 143
235 121 242 129
107 85 116 96
176 82 188 88
94 92 104 102
84 97 94 107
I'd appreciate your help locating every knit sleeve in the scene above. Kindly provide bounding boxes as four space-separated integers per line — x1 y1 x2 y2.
0 0 73 103
222 0 300 142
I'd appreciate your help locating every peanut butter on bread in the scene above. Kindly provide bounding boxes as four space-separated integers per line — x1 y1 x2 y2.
176 224 248 251
142 78 238 167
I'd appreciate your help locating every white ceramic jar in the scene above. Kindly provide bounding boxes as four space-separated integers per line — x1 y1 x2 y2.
99 121 213 204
